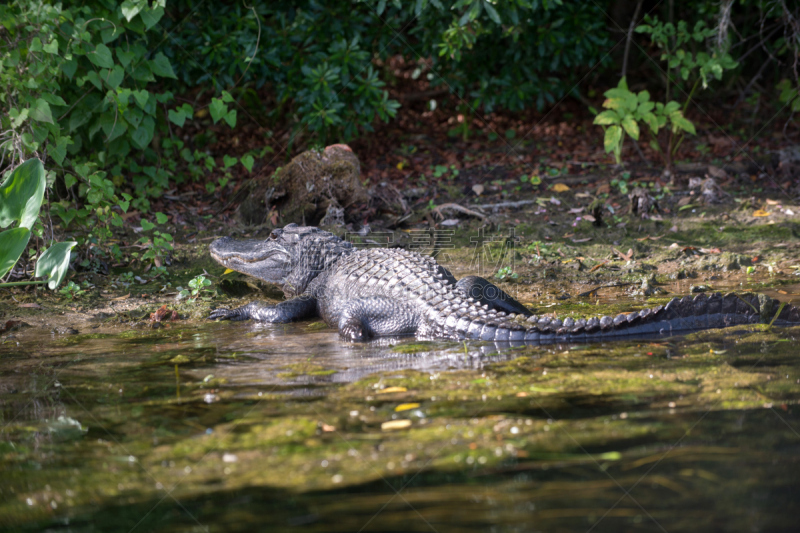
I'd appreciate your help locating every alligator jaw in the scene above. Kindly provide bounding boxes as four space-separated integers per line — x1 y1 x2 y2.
209 237 291 282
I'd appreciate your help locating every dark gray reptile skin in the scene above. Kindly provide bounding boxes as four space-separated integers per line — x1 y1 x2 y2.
209 224 800 342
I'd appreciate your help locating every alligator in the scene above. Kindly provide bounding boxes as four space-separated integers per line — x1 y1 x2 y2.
209 224 800 343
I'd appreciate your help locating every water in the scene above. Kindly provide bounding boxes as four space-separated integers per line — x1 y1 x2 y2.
2 292 800 532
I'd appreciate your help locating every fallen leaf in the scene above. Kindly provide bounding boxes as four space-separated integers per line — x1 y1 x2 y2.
18 303 42 308
568 207 584 214
111 293 130 301
571 237 592 243
699 248 722 254
613 247 634 261
381 420 412 431
552 183 570 192
472 184 484 196
395 403 420 412
223 269 235 275
765 199 779 205
589 260 608 272
321 424 336 432
753 209 770 217
377 386 407 394
582 214 596 222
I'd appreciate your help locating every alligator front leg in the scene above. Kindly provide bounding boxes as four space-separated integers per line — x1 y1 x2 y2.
209 296 318 322
456 276 533 317
337 297 420 341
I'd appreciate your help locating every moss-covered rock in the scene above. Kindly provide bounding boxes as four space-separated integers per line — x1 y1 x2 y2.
237 144 367 226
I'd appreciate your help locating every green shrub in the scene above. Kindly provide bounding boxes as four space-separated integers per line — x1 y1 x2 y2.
162 0 611 141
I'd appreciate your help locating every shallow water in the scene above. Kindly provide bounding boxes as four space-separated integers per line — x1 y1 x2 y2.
2 289 800 532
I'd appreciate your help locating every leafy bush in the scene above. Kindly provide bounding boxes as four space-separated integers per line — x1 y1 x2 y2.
0 159 76 288
593 15 738 168
0 1 249 272
593 77 695 165
162 0 611 141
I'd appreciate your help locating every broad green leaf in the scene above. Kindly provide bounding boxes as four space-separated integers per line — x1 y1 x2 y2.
224 109 237 128
636 100 654 114
51 136 74 166
105 65 125 89
621 116 640 140
133 89 150 109
241 154 255 172
643 112 659 134
121 0 146 21
168 108 187 127
141 7 165 30
40 93 67 106
35 241 77 289
223 155 238 169
130 118 154 149
671 114 696 135
0 159 46 229
116 49 136 68
483 1 501 24
604 125 622 155
29 99 54 123
649 139 662 153
0 227 31 280
602 97 625 110
155 212 168 224
637 90 651 103
30 37 42 52
604 87 631 100
87 43 114 69
663 101 680 115
9 108 29 128
150 52 176 79
221 91 234 103
209 99 226 123
43 40 58 54
593 110 619 125
140 219 155 231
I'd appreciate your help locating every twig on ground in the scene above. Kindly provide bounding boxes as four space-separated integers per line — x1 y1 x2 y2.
431 202 488 221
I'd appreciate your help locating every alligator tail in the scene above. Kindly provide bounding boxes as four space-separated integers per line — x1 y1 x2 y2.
455 292 800 344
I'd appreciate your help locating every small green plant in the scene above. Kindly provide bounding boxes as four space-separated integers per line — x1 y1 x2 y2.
494 266 518 281
593 16 737 169
610 171 632 194
59 280 84 300
593 77 696 167
431 164 459 181
178 275 212 300
777 79 800 113
134 213 173 267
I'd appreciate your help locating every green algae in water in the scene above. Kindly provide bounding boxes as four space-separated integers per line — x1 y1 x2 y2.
2 290 800 532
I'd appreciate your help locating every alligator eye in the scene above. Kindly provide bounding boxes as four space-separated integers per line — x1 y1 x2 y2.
269 231 278 240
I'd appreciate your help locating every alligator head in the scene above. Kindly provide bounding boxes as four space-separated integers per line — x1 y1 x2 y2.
210 223 352 297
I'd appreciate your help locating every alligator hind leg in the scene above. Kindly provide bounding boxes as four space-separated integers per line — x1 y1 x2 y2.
337 297 420 341
456 276 532 316
209 296 317 322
